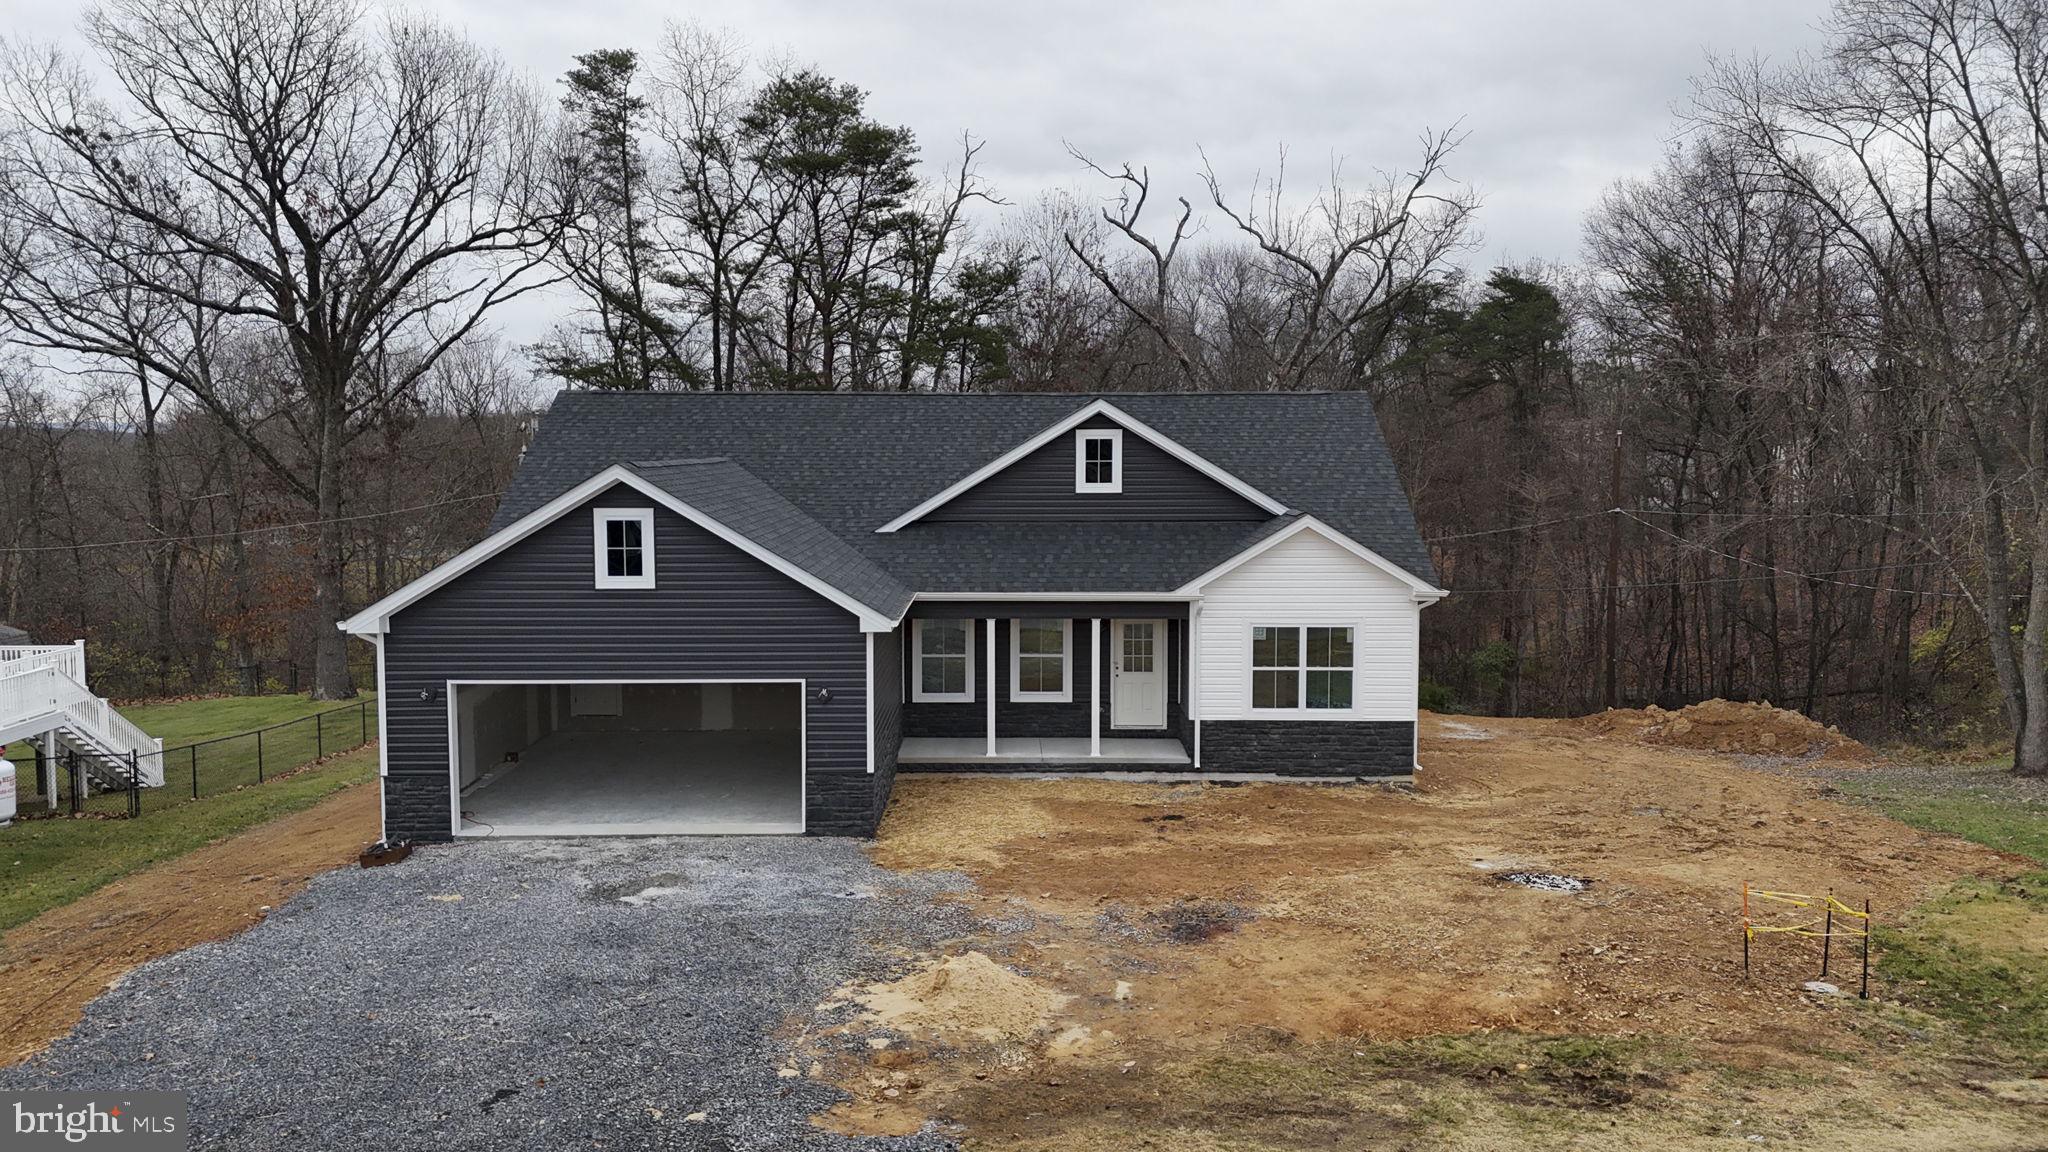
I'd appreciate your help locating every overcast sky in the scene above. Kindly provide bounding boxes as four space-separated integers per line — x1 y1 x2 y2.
12 0 1838 332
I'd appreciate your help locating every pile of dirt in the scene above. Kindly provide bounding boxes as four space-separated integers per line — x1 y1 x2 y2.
845 951 1070 1043
1576 698 1872 761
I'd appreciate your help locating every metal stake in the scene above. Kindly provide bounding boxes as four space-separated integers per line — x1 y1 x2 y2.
1741 882 1751 978
1821 889 1834 978
1860 899 1871 1000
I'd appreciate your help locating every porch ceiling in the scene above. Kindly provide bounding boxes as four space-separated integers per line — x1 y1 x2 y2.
903 600 1190 620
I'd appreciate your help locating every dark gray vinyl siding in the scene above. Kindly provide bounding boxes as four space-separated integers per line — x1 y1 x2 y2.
923 414 1267 522
899 616 1185 740
873 629 903 772
380 482 867 841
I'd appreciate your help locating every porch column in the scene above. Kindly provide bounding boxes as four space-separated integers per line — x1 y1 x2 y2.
1190 602 1202 768
40 728 58 810
984 618 996 757
1092 618 1104 757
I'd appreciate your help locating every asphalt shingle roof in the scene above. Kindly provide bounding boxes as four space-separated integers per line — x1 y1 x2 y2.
623 457 913 618
496 392 1436 609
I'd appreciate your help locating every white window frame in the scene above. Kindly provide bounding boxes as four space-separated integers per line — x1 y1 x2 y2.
1074 428 1123 493
593 507 656 590
1008 618 1074 703
911 618 977 703
1247 622 1360 716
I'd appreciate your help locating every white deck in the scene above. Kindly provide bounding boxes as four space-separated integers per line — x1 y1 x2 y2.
896 736 1190 765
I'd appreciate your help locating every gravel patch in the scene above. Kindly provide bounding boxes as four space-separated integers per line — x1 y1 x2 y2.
0 838 975 1151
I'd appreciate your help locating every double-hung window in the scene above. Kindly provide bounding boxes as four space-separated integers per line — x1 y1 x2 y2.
912 618 975 703
1251 625 1355 711
1009 618 1073 702
593 508 656 589
1075 429 1123 493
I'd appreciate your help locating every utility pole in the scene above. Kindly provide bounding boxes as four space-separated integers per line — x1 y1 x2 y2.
1603 426 1622 710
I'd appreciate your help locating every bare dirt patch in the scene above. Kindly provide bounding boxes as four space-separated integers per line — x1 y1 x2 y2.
0 782 377 1065
811 711 2030 1147
839 950 1072 1044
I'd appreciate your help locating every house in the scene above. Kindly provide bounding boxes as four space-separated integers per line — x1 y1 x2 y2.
340 392 1445 840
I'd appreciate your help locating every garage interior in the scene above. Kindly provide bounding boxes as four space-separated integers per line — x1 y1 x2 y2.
451 681 805 836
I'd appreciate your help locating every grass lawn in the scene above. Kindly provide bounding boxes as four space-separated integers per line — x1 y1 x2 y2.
118 691 379 750
1825 756 2048 1070
0 693 383 930
1830 759 2048 863
0 746 374 932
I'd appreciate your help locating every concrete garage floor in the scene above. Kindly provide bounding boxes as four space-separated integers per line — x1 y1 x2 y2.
459 730 804 836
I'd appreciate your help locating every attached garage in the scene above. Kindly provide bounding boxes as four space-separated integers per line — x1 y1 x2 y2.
448 680 805 836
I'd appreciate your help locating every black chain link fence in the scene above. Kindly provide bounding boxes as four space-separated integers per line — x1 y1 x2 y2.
7 698 378 820
91 659 380 704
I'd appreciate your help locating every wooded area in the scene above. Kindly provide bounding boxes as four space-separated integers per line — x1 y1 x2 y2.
0 0 2042 771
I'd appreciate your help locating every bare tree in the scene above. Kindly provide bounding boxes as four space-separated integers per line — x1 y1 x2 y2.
1061 150 1206 388
0 0 567 696
1062 133 1476 391
1699 0 2048 773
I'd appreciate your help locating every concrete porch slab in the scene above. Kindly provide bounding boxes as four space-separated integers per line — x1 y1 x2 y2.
897 736 1191 765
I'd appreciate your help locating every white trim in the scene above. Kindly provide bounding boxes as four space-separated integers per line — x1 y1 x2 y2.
910 617 977 703
1074 428 1123 493
875 399 1291 532
1007 617 1074 703
337 465 898 635
1246 621 1364 718
1091 619 1104 756
1190 601 1203 767
985 619 996 756
864 632 875 775
1176 516 1446 601
911 591 1201 602
592 507 656 590
374 634 388 846
445 677 807 837
1411 599 1424 772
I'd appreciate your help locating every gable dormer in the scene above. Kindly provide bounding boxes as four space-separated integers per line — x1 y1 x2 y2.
877 401 1288 530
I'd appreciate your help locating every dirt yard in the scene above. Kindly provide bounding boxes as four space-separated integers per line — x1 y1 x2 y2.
803 711 2041 1150
0 782 377 1065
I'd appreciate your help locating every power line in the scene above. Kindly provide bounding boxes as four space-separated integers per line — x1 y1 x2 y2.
1426 503 2000 544
1424 512 1608 542
0 493 498 554
1447 569 1959 595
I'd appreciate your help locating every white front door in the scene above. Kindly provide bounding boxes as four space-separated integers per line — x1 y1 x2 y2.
1111 619 1166 728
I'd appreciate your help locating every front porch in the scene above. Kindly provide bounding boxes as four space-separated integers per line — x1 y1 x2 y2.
898 735 1190 767
896 602 1198 769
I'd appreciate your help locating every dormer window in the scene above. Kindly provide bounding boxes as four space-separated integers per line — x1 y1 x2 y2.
593 507 656 589
1075 429 1123 493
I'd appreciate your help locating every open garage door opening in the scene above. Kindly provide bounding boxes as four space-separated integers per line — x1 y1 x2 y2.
448 680 805 837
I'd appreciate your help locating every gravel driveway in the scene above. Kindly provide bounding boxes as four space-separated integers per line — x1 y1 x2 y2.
0 838 973 1150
